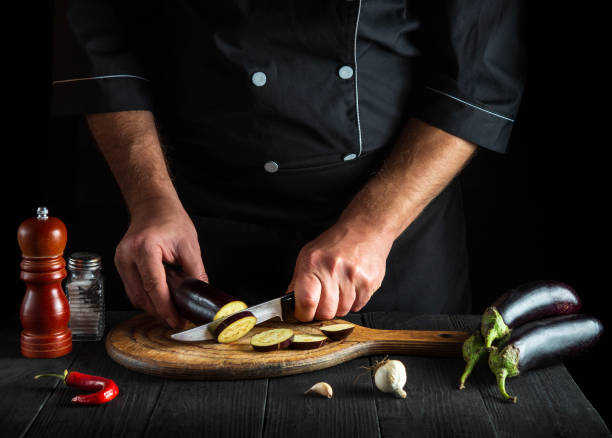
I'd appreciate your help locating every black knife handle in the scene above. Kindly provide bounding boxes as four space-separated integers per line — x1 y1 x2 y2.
281 292 295 320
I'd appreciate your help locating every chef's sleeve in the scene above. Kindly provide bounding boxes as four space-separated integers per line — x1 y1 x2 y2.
413 1 526 154
52 0 153 115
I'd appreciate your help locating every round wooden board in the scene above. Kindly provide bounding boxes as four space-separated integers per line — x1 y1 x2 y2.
105 313 370 380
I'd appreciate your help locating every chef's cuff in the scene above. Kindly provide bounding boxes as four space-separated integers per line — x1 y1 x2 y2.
412 86 516 154
52 75 153 116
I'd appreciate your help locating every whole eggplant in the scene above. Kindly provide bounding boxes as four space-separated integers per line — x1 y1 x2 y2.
481 280 581 349
488 314 603 402
460 280 581 388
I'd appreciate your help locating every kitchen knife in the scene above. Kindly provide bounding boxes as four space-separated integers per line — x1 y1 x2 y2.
170 292 295 342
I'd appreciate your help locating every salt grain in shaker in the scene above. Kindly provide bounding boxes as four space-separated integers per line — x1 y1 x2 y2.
65 252 105 341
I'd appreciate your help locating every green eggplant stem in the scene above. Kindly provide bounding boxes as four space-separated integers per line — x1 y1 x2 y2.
459 331 487 390
488 344 520 403
481 307 510 349
495 369 517 403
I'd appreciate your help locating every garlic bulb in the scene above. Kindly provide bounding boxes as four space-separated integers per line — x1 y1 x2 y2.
373 359 407 398
304 382 333 398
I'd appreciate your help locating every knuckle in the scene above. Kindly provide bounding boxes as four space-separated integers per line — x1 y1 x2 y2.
362 275 379 294
140 238 160 257
344 264 357 282
299 292 319 309
326 253 341 276
300 249 320 270
141 276 159 294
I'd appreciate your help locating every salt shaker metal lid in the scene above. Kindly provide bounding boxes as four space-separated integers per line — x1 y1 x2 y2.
68 252 102 270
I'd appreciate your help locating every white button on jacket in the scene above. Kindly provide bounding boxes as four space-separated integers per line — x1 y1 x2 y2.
252 72 267 87
338 65 354 79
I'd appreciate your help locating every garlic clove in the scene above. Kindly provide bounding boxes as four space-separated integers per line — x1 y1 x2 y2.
304 381 333 398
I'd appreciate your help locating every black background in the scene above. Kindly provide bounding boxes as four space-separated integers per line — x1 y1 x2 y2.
4 2 609 427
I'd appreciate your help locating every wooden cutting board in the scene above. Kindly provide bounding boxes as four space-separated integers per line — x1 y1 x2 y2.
105 313 469 380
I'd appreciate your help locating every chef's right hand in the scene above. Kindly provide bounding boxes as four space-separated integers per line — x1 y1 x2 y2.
114 197 207 329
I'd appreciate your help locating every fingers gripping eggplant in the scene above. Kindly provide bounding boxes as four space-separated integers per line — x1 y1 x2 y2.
481 281 581 349
488 314 603 403
165 265 247 324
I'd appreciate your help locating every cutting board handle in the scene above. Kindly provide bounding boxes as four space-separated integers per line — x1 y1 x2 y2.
356 327 468 357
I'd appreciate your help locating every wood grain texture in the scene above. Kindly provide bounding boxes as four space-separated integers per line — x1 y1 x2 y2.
18 211 71 358
24 312 165 438
262 314 381 438
365 313 497 438
105 313 468 380
0 329 81 438
447 315 610 438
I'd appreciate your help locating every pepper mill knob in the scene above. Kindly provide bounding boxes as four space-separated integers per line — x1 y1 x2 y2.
17 207 72 358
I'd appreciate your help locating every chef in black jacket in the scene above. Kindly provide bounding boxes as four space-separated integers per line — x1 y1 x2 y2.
53 1 525 328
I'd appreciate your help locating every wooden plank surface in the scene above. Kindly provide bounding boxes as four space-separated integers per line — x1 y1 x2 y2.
142 379 268 437
261 314 381 438
23 312 164 438
365 313 497 438
0 312 609 438
447 315 610 438
0 326 82 438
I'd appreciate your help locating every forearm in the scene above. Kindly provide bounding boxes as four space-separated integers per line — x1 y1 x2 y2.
338 118 477 243
87 110 205 328
86 110 180 215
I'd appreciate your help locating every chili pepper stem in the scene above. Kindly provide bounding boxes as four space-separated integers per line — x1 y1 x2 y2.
34 369 68 383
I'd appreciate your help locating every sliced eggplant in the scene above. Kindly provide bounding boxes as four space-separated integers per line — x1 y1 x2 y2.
481 280 581 349
250 328 295 352
290 334 328 350
320 323 355 341
214 310 257 344
165 265 247 325
488 314 603 402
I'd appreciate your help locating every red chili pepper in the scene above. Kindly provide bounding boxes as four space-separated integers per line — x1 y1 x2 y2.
34 369 119 405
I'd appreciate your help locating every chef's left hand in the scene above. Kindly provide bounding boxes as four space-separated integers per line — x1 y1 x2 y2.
288 223 393 321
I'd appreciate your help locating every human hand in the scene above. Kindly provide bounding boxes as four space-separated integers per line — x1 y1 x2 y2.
287 223 393 321
114 197 207 328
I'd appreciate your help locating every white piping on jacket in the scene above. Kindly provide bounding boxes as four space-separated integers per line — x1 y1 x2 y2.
53 74 150 85
353 0 363 156
425 86 514 122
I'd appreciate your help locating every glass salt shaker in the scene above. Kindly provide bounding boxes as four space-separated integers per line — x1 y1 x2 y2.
65 252 105 341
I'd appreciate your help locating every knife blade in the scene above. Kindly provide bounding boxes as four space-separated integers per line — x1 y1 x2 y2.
170 292 295 342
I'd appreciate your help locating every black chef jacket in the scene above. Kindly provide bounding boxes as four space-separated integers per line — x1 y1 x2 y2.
52 1 525 313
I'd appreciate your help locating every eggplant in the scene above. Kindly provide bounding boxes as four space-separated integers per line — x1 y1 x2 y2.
165 265 247 325
481 280 581 349
320 323 355 341
214 310 257 344
290 334 328 350
488 314 603 402
251 328 295 351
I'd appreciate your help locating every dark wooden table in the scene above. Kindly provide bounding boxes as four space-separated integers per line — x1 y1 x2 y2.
2 311 609 438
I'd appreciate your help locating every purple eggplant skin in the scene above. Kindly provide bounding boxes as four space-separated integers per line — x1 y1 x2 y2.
481 280 581 348
165 267 240 325
488 314 603 403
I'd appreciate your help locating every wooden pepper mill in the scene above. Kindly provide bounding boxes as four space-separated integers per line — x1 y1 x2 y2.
17 207 72 358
